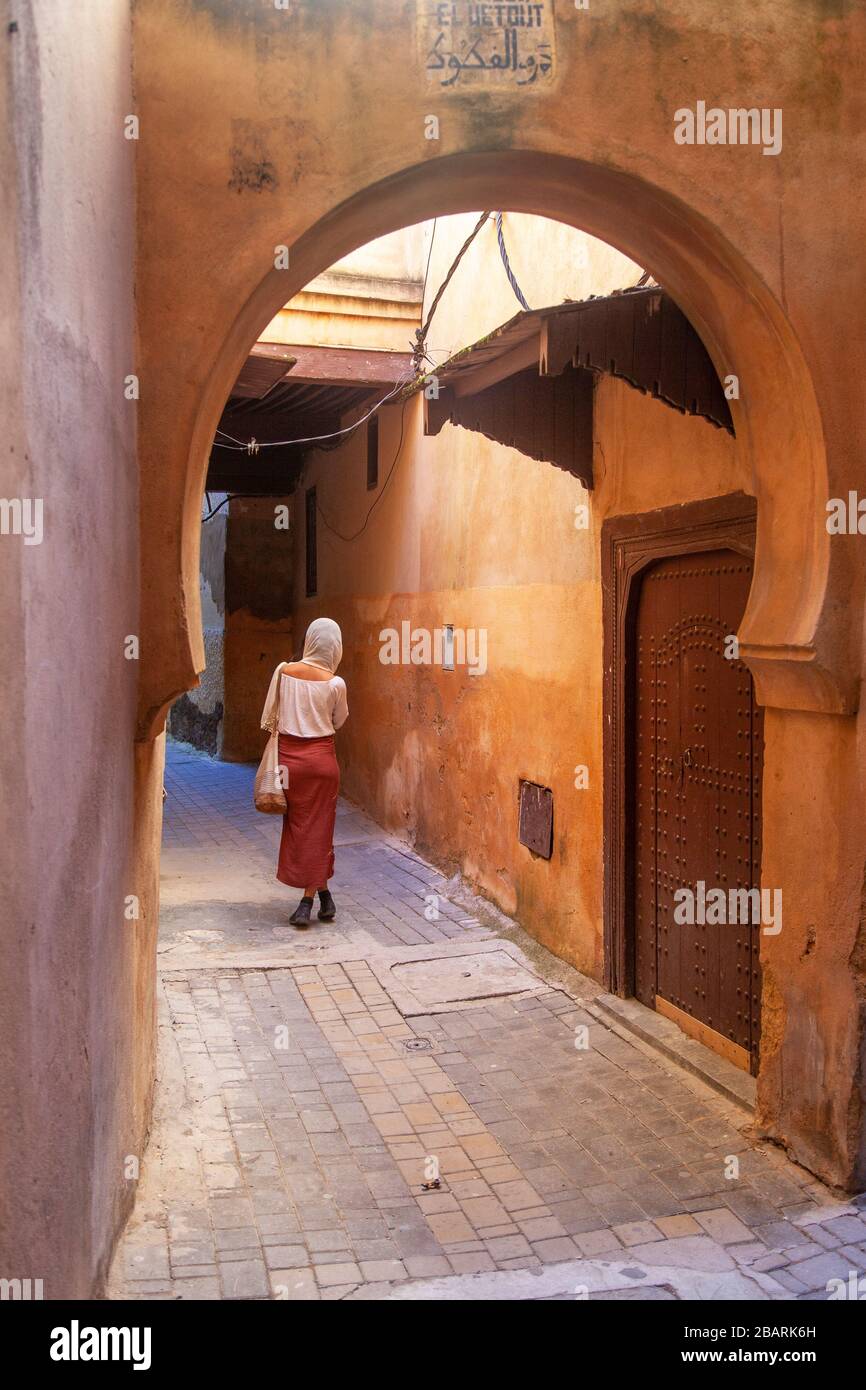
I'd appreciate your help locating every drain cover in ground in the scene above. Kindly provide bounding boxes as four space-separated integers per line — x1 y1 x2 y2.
390 951 540 1006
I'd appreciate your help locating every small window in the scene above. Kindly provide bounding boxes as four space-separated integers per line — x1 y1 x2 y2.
305 486 317 597
366 414 379 490
442 625 455 671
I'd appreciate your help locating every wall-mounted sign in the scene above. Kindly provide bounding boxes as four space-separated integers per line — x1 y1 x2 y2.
418 2 557 89
518 779 554 859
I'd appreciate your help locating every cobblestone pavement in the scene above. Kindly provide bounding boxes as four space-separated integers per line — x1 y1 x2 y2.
110 743 866 1301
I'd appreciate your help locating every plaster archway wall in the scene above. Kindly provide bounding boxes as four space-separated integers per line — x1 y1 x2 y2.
133 1 866 1186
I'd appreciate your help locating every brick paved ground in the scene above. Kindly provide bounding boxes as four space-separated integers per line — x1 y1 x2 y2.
109 742 866 1300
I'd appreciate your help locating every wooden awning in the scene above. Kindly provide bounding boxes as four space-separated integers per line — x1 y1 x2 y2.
420 288 732 430
246 342 412 390
427 362 596 489
418 287 733 491
209 343 412 492
230 349 297 400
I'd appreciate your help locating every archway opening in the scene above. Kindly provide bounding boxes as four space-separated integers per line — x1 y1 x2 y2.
164 206 763 1077
121 158 859 1300
152 152 834 757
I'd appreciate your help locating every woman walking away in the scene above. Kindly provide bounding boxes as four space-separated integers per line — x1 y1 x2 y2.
260 617 348 927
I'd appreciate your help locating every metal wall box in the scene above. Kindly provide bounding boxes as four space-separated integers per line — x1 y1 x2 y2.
518 780 554 859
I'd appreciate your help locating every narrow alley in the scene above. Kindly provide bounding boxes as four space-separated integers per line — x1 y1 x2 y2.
109 744 866 1302
6 2 866 1351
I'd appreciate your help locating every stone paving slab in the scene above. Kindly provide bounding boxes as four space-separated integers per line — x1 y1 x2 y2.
368 940 548 1014
591 993 756 1111
108 744 866 1301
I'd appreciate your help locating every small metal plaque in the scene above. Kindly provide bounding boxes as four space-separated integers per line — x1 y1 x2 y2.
518 780 553 858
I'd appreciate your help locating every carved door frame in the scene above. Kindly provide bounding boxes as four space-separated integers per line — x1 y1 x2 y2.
601 492 758 997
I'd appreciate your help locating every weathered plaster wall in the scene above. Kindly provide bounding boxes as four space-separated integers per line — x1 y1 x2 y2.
293 367 748 981
170 497 227 753
264 286 421 353
136 0 857 723
132 0 866 1188
223 496 294 762
0 0 152 1296
756 708 862 1185
262 226 425 349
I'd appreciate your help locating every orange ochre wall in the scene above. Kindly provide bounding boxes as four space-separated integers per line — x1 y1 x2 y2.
291 375 749 979
222 496 295 762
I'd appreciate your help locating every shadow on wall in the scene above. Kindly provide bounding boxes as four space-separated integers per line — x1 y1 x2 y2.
168 695 224 756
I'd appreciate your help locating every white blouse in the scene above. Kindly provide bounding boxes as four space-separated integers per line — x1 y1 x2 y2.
277 672 348 737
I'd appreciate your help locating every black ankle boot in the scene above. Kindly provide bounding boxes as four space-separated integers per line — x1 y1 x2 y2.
290 896 314 927
317 889 336 922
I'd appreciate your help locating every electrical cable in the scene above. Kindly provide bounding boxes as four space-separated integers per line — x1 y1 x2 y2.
315 396 410 544
214 427 250 448
203 391 412 534
495 211 531 311
205 215 485 526
202 493 237 521
421 217 437 310
211 371 413 451
412 210 491 373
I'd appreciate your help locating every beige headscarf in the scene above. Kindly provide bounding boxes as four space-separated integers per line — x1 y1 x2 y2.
301 617 343 674
260 617 344 734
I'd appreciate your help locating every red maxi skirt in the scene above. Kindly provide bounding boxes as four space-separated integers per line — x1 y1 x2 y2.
276 733 339 889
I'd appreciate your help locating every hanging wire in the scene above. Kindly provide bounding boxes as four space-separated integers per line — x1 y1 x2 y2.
495 212 531 311
205 214 501 527
211 371 413 451
316 396 411 544
203 398 412 534
203 375 415 527
412 210 491 373
202 492 237 521
421 217 437 310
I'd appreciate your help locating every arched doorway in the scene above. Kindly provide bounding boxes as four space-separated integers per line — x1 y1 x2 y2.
132 150 861 1189
141 153 837 737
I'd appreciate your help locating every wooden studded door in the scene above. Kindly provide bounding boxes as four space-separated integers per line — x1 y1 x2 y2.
632 549 764 1073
